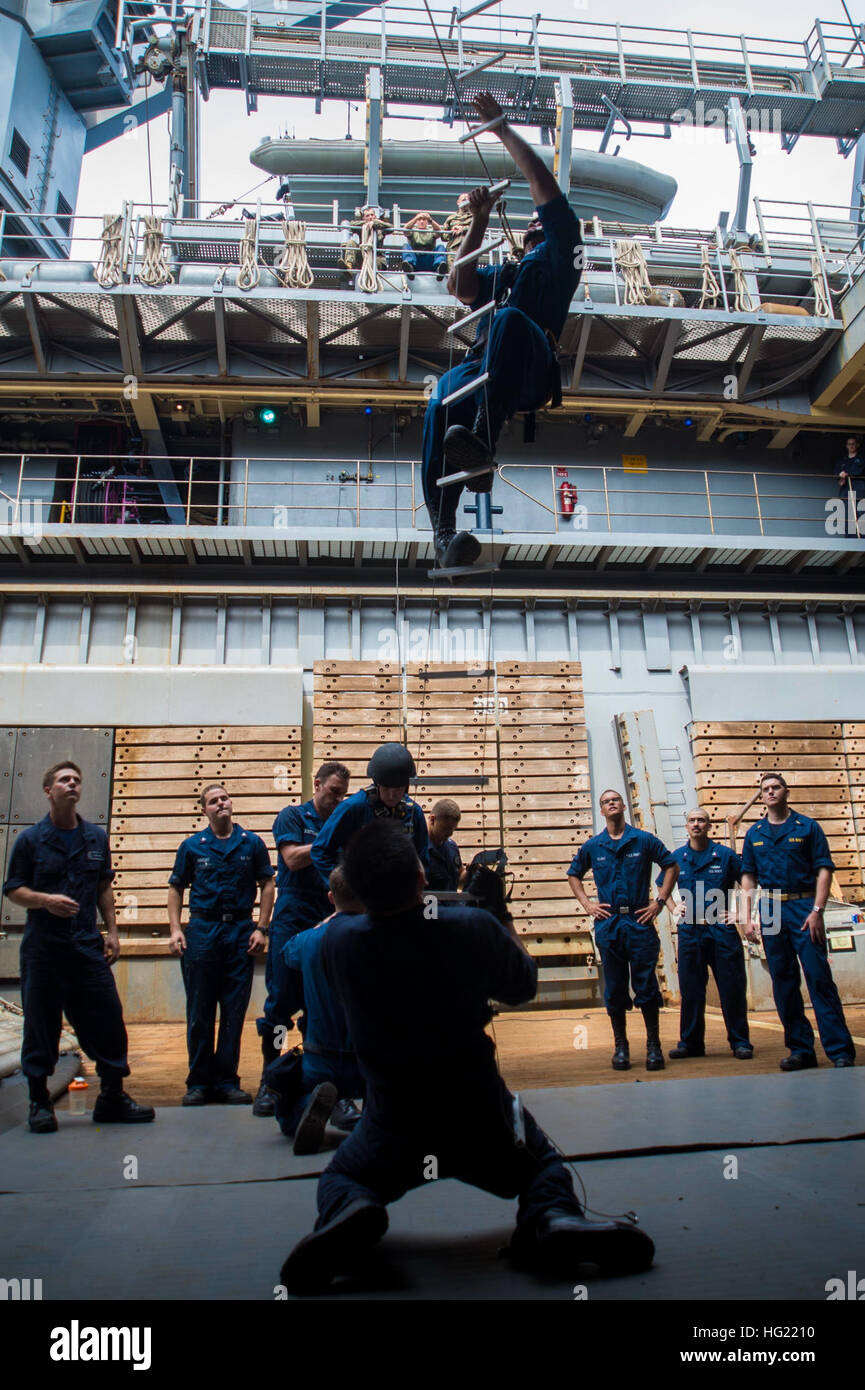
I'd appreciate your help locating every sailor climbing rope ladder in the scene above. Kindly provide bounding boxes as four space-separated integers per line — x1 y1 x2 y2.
426 93 585 573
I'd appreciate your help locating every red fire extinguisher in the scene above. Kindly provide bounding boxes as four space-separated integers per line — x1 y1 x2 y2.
559 479 578 515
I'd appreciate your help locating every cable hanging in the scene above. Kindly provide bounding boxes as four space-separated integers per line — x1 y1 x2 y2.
138 214 174 286
95 213 125 288
810 254 831 318
356 218 384 293
237 218 261 291
729 246 757 313
275 220 315 289
615 239 651 306
698 244 721 309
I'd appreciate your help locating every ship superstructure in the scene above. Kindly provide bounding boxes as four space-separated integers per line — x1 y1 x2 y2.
0 4 863 1016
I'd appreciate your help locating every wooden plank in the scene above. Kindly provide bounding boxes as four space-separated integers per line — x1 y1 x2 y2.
316 710 407 727
515 917 589 934
500 763 589 781
495 661 582 675
692 721 843 737
693 754 848 773
511 880 574 900
315 660 401 675
110 799 291 819
114 762 302 781
315 675 402 691
312 694 404 710
116 726 301 743
502 793 591 811
498 726 584 743
112 779 302 800
115 743 301 764
405 676 500 693
502 776 591 793
495 677 582 693
692 738 845 755
694 768 847 788
497 708 584 725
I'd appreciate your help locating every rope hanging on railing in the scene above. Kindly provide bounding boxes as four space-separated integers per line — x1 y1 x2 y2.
95 213 124 288
237 219 261 291
138 215 174 287
810 254 832 318
729 247 757 313
356 217 383 293
615 239 651 305
275 220 315 289
698 244 721 309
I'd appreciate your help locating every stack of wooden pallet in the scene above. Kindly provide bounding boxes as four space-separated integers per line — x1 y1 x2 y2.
312 660 403 783
408 660 502 869
110 725 301 935
498 661 596 996
690 720 865 901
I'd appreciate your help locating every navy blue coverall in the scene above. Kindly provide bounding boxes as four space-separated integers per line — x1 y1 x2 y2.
265 911 365 1137
169 824 274 1092
313 904 582 1235
567 825 676 1014
310 788 430 888
5 814 130 1085
259 799 331 1043
422 193 582 523
660 842 750 1053
741 811 855 1063
426 836 462 892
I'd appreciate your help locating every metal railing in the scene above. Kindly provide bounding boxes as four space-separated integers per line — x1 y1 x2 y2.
0 198 850 320
189 3 821 87
0 453 858 541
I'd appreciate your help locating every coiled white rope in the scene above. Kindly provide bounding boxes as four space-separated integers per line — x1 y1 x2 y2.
615 239 651 305
729 247 757 313
95 213 124 288
698 244 721 309
811 254 831 318
275 220 314 289
237 219 261 291
356 218 383 294
138 215 174 287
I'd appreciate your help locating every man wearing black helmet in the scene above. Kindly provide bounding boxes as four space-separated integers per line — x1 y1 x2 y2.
310 743 429 888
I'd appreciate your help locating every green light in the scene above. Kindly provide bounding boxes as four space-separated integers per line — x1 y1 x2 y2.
258 406 278 426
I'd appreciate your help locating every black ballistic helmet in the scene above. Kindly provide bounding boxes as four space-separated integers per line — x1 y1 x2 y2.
367 742 416 788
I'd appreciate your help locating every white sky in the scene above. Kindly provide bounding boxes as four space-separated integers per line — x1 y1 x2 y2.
75 0 862 239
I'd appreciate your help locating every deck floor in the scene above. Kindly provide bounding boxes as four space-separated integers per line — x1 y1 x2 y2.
78 1004 865 1110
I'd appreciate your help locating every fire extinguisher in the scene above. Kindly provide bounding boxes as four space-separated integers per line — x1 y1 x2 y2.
559 479 578 515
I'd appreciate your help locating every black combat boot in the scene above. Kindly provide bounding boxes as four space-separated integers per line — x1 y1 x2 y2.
253 1028 280 1117
642 1001 665 1071
609 1010 630 1071
430 499 481 570
441 397 506 493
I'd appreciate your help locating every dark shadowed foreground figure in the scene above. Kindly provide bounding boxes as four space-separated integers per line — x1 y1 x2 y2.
280 821 654 1295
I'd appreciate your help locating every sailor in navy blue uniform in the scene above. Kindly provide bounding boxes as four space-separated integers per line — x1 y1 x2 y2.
568 790 678 1071
422 92 583 571
252 760 350 1117
279 821 655 1296
168 783 275 1104
310 743 429 888
425 797 464 893
4 760 155 1132
264 866 366 1155
740 772 855 1070
661 809 752 1061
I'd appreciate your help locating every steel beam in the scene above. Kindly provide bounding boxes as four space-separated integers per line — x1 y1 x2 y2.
652 320 682 393
22 296 46 376
307 302 320 379
366 67 383 208
213 297 229 377
554 77 574 198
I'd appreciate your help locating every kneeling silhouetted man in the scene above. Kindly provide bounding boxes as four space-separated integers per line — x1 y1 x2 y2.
280 821 654 1295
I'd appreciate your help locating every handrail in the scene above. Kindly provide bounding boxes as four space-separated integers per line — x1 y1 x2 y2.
0 453 853 544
